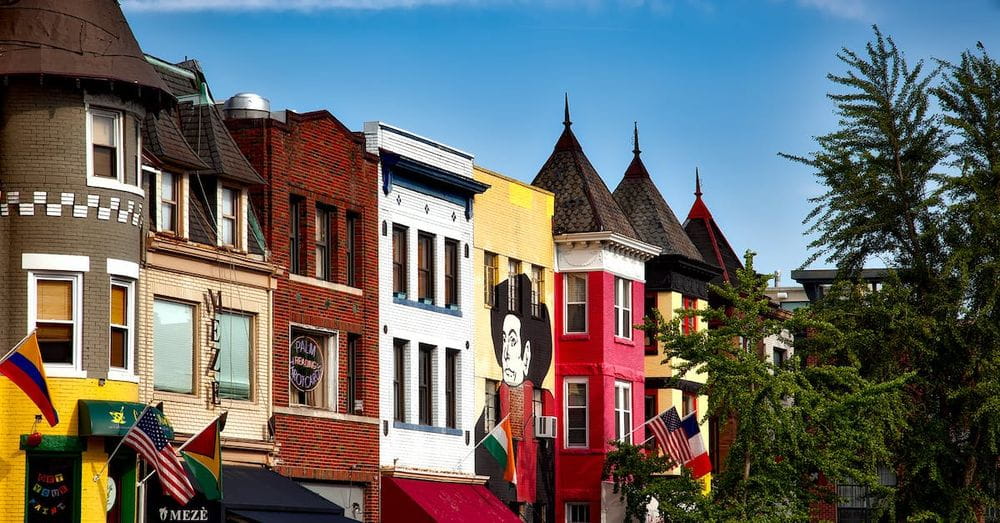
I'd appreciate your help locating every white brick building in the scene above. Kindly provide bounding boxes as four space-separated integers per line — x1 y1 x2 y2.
365 122 489 478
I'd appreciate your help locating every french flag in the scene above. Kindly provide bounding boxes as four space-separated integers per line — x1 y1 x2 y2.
680 412 712 479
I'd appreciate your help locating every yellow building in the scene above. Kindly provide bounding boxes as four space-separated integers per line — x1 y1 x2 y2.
471 166 556 519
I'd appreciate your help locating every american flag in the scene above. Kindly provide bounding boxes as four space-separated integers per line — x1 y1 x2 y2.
123 408 195 505
648 407 693 465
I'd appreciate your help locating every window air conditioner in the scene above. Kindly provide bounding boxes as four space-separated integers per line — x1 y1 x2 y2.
534 416 557 439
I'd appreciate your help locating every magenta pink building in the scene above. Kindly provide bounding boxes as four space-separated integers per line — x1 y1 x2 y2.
531 100 660 523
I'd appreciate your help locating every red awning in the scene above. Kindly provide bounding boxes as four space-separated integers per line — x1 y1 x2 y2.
382 476 520 523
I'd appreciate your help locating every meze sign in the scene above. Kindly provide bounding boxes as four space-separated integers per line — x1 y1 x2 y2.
289 336 323 392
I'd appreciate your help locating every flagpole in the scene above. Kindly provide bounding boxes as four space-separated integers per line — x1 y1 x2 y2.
454 414 510 469
93 404 151 482
619 409 666 442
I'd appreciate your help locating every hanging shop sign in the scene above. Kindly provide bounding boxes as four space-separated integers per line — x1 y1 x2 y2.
289 336 324 392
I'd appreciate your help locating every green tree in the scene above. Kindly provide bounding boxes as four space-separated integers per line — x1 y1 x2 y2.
604 253 908 522
785 27 1000 521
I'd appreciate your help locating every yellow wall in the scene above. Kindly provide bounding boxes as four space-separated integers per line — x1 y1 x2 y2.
472 166 555 415
0 378 138 522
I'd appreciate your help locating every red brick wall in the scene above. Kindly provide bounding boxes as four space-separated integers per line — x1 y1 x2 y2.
228 112 381 521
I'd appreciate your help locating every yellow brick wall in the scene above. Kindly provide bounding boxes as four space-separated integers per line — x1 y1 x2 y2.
138 264 273 444
0 378 137 522
472 166 555 415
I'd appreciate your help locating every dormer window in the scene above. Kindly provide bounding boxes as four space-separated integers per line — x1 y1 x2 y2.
89 109 121 180
220 186 239 248
160 172 178 234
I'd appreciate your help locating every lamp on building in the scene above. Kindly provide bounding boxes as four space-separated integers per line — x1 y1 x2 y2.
25 415 43 447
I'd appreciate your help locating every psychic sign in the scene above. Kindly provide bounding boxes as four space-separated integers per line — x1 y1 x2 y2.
289 336 324 392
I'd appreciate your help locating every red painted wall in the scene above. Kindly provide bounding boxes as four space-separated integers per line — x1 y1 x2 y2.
554 269 647 522
227 112 382 521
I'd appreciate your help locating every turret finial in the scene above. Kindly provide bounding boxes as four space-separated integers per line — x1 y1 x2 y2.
563 93 572 128
632 121 640 156
695 168 703 197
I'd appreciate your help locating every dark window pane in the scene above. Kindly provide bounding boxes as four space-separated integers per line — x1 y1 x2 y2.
93 145 116 178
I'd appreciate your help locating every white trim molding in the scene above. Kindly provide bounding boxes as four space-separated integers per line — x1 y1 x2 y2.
22 253 90 272
107 258 140 279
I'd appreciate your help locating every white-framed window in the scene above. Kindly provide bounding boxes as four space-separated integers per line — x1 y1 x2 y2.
289 327 337 410
153 298 196 394
88 108 122 181
160 171 179 234
28 273 83 373
564 377 588 448
614 277 632 339
217 311 253 401
220 186 240 248
109 279 135 373
565 273 587 334
566 502 591 523
614 380 633 443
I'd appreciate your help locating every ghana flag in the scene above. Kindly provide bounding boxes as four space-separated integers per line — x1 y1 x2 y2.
179 412 226 500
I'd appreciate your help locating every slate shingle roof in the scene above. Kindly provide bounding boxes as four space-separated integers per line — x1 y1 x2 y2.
176 102 264 185
684 174 743 284
531 102 637 238
143 110 208 171
613 127 704 261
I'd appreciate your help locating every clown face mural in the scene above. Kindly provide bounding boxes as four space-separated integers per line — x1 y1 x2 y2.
501 314 531 387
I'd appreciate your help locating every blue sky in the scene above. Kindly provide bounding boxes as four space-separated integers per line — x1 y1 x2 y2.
124 0 1000 284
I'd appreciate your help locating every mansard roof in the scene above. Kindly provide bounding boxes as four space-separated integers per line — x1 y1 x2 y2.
684 172 743 284
531 97 638 238
613 124 705 261
0 0 169 98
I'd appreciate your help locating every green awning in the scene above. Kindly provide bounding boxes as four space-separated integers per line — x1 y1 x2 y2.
78 401 174 439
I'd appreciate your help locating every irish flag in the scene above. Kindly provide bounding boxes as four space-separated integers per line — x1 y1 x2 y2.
484 416 517 484
180 412 226 500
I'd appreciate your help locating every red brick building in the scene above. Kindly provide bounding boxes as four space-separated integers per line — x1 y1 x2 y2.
226 99 381 522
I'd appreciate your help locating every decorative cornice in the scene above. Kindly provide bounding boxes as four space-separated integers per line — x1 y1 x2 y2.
553 231 660 261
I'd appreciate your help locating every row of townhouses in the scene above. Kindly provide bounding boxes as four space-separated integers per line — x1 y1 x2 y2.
0 2 784 522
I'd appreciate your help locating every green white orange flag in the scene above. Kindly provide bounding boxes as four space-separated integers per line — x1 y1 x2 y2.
179 412 226 500
483 416 516 484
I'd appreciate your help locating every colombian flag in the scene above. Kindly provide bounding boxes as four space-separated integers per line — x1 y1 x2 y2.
180 412 226 500
0 331 59 426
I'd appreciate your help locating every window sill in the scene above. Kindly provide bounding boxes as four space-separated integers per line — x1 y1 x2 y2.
274 406 379 425
106 369 140 383
560 333 589 342
288 273 363 296
87 176 145 197
613 336 635 347
392 421 463 436
44 367 87 379
392 296 462 317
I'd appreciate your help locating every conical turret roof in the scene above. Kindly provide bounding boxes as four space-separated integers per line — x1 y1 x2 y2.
531 96 638 238
613 124 704 260
684 171 743 284
0 0 168 95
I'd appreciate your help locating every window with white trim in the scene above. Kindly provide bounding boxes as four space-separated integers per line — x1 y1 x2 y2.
216 311 253 401
565 273 587 333
109 279 134 372
153 298 195 394
220 187 240 248
160 171 179 234
614 277 632 339
566 502 591 523
89 108 122 181
31 273 81 367
290 330 335 410
614 380 632 443
565 377 588 448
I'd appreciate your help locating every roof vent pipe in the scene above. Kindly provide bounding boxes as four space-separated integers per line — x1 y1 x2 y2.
224 92 270 119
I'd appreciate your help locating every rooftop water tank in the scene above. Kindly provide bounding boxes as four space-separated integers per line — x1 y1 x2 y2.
224 93 270 120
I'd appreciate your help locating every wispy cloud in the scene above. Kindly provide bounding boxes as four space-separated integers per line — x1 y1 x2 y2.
793 0 873 21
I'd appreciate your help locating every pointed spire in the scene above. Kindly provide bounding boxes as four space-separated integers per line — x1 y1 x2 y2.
695 168 703 198
632 121 641 157
564 93 572 128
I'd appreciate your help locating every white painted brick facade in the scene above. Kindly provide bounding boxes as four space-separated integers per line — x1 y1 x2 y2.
368 122 477 475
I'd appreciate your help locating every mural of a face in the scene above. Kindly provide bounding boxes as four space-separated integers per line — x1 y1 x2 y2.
491 274 552 389
501 314 531 386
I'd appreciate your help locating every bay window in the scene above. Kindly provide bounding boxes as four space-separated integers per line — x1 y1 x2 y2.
109 280 133 371
615 380 633 443
565 377 589 448
614 277 632 339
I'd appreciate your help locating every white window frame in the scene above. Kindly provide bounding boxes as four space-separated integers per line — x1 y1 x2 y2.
614 380 633 443
565 502 591 523
156 169 186 237
27 272 85 378
614 277 632 339
564 376 589 449
85 106 144 196
152 297 198 395
107 278 136 381
288 323 338 412
564 273 588 334
218 186 240 248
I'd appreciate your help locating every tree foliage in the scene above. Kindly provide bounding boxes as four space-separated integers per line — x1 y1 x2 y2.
604 253 908 522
